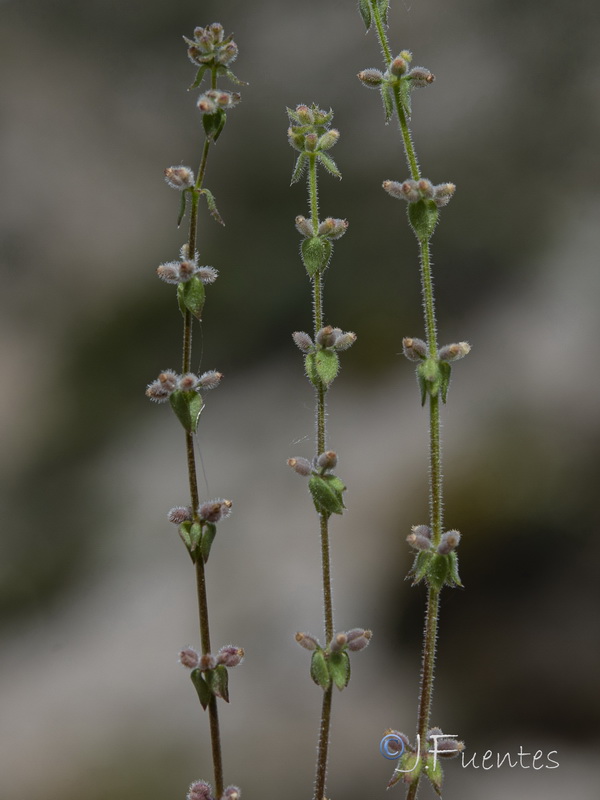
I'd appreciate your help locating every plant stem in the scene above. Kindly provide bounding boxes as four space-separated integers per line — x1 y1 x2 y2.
308 142 335 800
182 117 224 797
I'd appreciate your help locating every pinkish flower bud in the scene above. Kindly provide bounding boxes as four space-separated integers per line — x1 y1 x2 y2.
179 259 197 282
329 632 348 652
435 738 465 758
417 178 434 198
292 331 314 353
168 506 193 524
209 22 224 42
200 653 217 671
438 342 471 361
187 780 214 800
295 631 320 650
295 215 314 238
357 68 385 88
198 499 233 524
221 786 241 800
433 182 456 208
197 370 223 390
216 645 245 667
316 325 338 348
403 337 428 361
412 524 433 540
287 457 313 476
407 67 435 87
156 260 181 284
164 165 195 190
316 450 338 470
384 729 410 753
437 530 461 554
346 629 372 652
179 647 200 669
332 331 357 351
304 132 318 152
383 179 421 203
390 56 409 76
295 104 314 124
146 370 179 402
217 41 238 66
178 372 198 391
196 266 219 284
206 89 240 109
197 94 218 114
427 726 444 739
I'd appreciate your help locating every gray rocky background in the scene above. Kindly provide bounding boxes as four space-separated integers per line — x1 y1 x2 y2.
1 0 599 798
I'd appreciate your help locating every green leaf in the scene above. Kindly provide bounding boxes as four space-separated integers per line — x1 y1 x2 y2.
206 664 230 702
291 153 308 184
439 361 451 403
417 358 442 401
317 152 342 179
308 474 346 516
224 68 246 86
300 236 331 277
177 190 188 228
408 199 439 242
358 0 372 30
427 553 450 592
178 521 193 552
190 668 212 710
399 80 412 119
329 651 350 690
203 108 226 142
381 85 393 123
200 522 217 563
388 752 422 789
448 551 463 587
177 276 205 320
189 64 208 90
315 349 340 387
408 550 433 585
424 752 444 796
189 521 203 554
377 0 390 25
200 188 224 226
310 649 331 690
169 390 204 434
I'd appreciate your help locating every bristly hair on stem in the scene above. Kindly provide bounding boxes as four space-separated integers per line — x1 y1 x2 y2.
146 22 246 800
286 103 370 800
358 0 468 796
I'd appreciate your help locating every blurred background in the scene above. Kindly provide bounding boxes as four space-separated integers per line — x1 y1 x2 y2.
1 0 599 798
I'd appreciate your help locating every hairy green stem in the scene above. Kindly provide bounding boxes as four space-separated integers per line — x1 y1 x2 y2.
314 685 333 800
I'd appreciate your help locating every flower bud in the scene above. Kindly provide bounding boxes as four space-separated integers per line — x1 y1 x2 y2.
288 127 305 151
317 129 340 151
179 258 197 281
217 41 238 66
164 165 195 190
295 215 314 238
196 266 219 284
407 67 435 87
411 524 432 540
295 104 314 125
295 631 320 650
198 499 232 523
316 450 338 470
435 738 465 758
178 372 198 391
199 653 217 671
437 529 461 554
168 505 193 524
287 457 313 476
221 786 241 800
390 56 409 76
407 530 432 551
346 629 372 652
216 645 244 667
179 647 200 669
417 178 434 198
146 370 179 402
156 260 181 284
433 182 456 208
187 780 214 800
357 68 384 88
316 325 338 348
332 331 357 351
384 729 410 752
383 179 421 202
427 727 444 739
403 337 428 361
329 632 348 652
318 217 348 240
197 370 223 390
438 342 471 361
292 331 314 353
304 133 318 152
209 22 224 42
197 94 218 114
